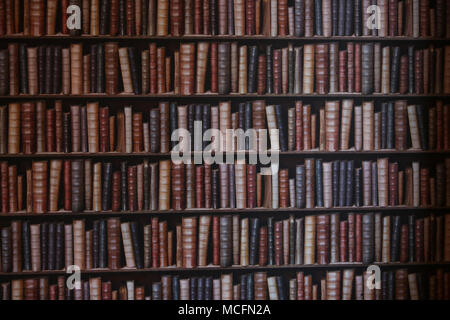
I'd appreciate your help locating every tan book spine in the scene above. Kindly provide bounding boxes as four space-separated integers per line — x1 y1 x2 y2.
303 45 314 94
158 160 171 210
70 44 83 95
73 219 86 270
196 42 209 93
340 100 354 150
377 158 389 207
92 162 101 211
118 48 133 94
8 103 20 154
407 105 422 149
121 222 136 268
238 45 248 94
362 102 374 151
240 218 249 266
304 215 316 264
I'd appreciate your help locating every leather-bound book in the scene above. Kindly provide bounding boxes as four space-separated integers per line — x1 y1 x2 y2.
316 215 330 264
394 269 408 300
182 217 197 268
304 0 314 36
31 161 47 214
362 213 374 264
104 43 119 95
71 159 84 212
70 44 83 95
7 44 18 96
179 43 195 95
73 219 86 270
304 215 316 264
127 165 137 211
217 215 233 267
29 0 44 36
7 165 17 212
361 43 374 94
120 222 136 268
171 162 185 210
158 160 170 210
390 46 400 93
303 45 314 94
326 271 341 300
293 0 305 36
389 215 401 262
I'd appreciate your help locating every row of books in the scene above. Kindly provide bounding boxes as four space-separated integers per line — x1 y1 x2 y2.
1 213 449 273
1 158 449 213
1 100 449 155
1 269 449 300
1 42 449 96
0 0 448 39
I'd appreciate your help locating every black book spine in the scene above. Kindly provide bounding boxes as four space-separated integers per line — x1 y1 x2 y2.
170 102 178 149
345 160 354 206
354 167 362 207
387 102 396 149
119 0 126 36
390 215 401 262
381 102 387 149
128 47 141 94
247 46 258 93
90 44 97 93
338 160 347 207
416 105 428 150
249 218 260 265
267 217 274 265
289 217 295 264
19 44 28 94
277 276 286 300
142 0 148 35
188 104 195 151
240 274 247 300
96 44 105 93
315 0 323 35
130 221 143 269
197 277 204 300
382 271 389 300
202 105 211 150
275 105 288 152
212 169 219 209
143 163 150 210
315 159 324 207
99 0 109 35
288 46 294 93
99 219 107 268
120 161 128 211
194 105 203 151
204 276 212 300
294 0 305 36
387 271 395 299
246 273 254 299
390 46 400 93
408 215 415 262
80 106 88 152
408 46 415 94
345 0 354 35
266 45 273 94
22 221 31 271
362 213 374 264
332 160 340 207
244 102 252 150
332 0 339 36
92 220 100 269
190 277 197 300
228 164 235 208
55 222 64 270
53 46 61 94
38 46 45 94
45 46 53 94
354 0 361 36
172 276 180 300
338 0 346 36
102 162 112 211
40 222 48 271
210 0 217 35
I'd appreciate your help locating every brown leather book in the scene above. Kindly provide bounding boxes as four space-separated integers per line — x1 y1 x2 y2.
304 215 316 264
70 44 83 95
48 160 62 212
180 43 195 95
105 43 119 95
317 215 330 264
7 103 20 154
30 0 44 36
182 217 197 268
315 44 329 94
171 162 185 210
32 161 47 213
118 48 133 94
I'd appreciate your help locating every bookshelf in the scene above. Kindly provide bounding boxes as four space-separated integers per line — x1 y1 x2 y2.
0 0 449 301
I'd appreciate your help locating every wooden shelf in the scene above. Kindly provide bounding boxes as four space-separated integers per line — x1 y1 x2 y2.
0 150 449 160
0 206 448 219
0 262 448 277
0 94 448 100
1 35 449 42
